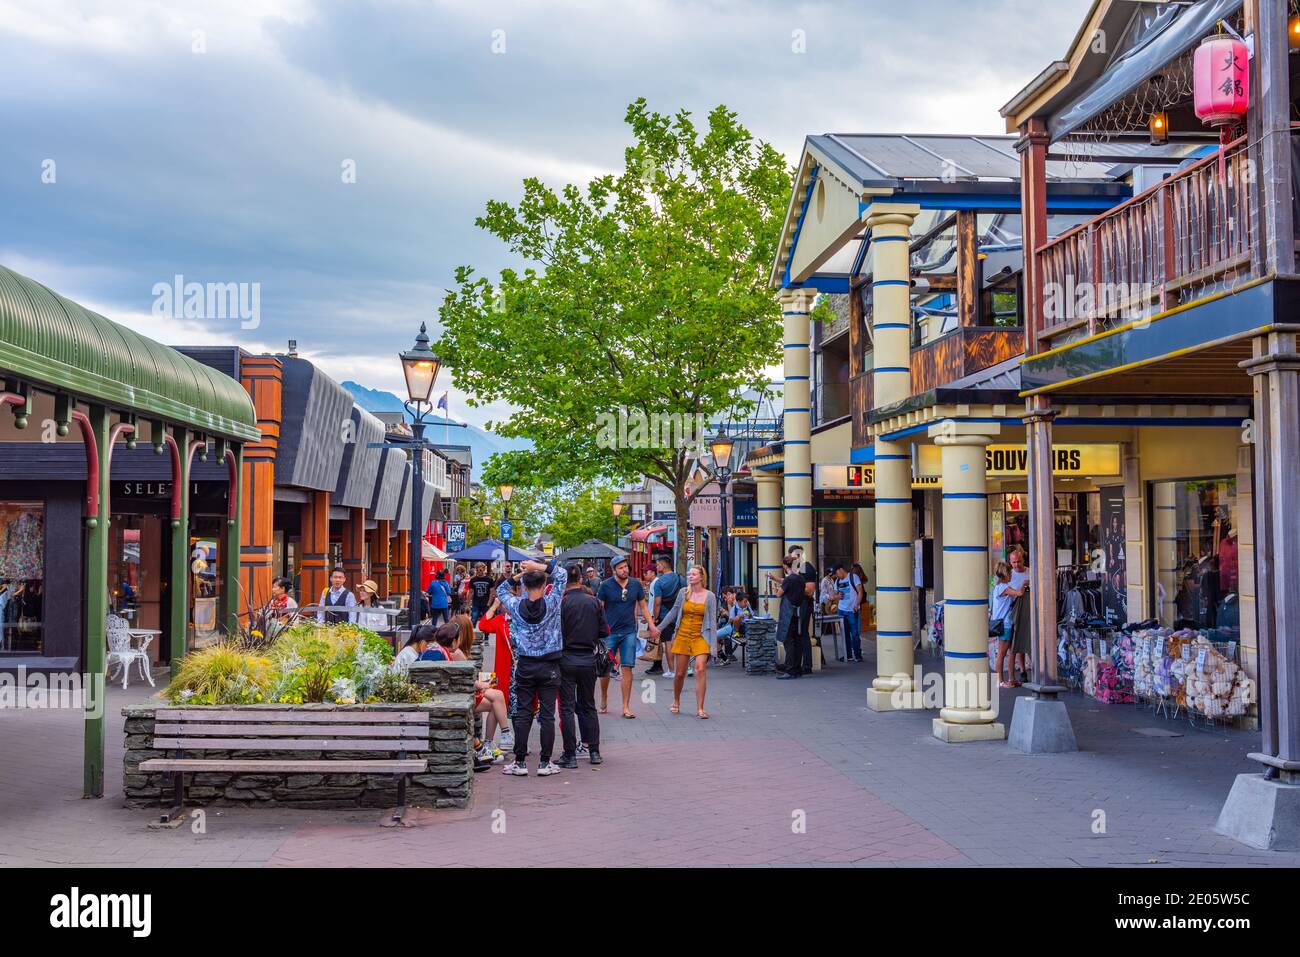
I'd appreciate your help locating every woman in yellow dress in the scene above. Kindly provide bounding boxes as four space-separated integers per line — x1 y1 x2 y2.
656 564 718 719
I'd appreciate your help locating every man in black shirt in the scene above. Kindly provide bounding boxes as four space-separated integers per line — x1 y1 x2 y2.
769 555 807 679
558 563 608 767
468 562 495 625
790 547 818 673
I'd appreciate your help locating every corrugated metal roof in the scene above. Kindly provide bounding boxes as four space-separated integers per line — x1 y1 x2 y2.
332 404 386 509
0 265 258 441
809 133 1191 185
275 356 352 491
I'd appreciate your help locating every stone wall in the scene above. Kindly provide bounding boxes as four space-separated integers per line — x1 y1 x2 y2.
122 697 474 810
745 618 778 674
407 659 477 695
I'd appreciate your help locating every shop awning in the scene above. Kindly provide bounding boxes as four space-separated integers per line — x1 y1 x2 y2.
0 265 258 441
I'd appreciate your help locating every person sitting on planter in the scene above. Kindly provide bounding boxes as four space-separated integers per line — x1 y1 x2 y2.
420 623 512 759
391 625 432 674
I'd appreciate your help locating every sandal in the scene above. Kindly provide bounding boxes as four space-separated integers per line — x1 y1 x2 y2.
697 710 709 720
622 711 636 719
669 703 680 714
598 704 608 714
998 681 1016 689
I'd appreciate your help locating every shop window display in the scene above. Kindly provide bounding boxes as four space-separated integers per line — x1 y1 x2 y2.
0 502 45 653
1150 478 1238 637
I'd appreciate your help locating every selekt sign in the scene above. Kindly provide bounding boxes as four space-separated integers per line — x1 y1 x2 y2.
915 444 1121 479
49 887 151 937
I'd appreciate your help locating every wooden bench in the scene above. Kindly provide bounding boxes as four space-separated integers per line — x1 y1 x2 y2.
139 709 431 824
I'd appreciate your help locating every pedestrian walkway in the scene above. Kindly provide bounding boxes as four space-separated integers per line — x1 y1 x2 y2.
1 638 1295 867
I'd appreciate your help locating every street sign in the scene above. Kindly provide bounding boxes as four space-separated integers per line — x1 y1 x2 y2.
446 522 467 553
500 520 514 542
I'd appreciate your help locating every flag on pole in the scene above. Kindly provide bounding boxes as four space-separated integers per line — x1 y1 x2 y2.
436 392 448 411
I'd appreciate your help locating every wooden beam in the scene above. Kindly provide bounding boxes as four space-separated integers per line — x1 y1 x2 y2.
956 210 979 327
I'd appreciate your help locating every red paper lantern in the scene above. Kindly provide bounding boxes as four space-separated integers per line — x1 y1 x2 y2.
1193 35 1249 127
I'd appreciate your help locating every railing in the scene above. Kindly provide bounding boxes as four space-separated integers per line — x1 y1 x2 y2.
1036 135 1254 349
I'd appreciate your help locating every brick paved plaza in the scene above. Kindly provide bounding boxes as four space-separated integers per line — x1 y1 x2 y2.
2 636 1296 868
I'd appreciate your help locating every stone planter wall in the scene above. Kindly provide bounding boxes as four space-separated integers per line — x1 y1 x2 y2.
122 695 474 810
744 618 778 674
407 659 477 695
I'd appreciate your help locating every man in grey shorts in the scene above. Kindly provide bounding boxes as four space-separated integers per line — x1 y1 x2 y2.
596 554 659 719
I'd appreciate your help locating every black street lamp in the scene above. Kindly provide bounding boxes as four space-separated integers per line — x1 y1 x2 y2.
612 500 624 546
709 432 735 594
399 322 442 624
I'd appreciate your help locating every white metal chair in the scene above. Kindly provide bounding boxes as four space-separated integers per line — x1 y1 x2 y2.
106 614 154 690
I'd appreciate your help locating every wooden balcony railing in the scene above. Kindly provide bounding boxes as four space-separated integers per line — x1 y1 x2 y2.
1036 135 1255 350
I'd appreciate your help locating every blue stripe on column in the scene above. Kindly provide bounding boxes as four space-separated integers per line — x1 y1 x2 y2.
878 542 910 548
876 367 909 373
878 630 913 637
877 586 912 592
785 407 810 413
875 323 910 329
757 506 781 511
873 280 910 287
786 538 812 543
945 651 988 659
785 440 809 445
875 454 909 460
757 536 783 541
876 498 911 504
946 598 988 606
782 311 810 317
872 236 908 243
786 375 809 380
786 473 812 479
943 545 987 552
942 493 987 499
783 343 809 349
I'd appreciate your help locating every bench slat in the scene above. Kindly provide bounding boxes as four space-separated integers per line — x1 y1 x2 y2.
164 710 428 724
154 723 431 738
139 759 427 773
152 738 429 751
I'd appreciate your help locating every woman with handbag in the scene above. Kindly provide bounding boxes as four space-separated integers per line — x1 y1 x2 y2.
655 565 718 719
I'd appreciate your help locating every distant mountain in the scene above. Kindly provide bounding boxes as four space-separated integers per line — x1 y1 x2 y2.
341 381 531 481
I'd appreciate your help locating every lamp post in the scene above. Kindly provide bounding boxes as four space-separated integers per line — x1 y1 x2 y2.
612 500 624 546
709 432 735 594
399 322 442 625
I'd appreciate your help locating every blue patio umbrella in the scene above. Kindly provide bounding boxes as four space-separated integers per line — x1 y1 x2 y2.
444 539 533 563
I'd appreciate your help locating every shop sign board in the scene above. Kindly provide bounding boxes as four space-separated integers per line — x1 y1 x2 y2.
815 464 941 491
914 443 1121 479
446 522 467 553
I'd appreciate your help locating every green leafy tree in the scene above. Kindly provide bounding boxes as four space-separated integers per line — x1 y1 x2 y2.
436 99 792 570
455 485 550 550
543 483 623 550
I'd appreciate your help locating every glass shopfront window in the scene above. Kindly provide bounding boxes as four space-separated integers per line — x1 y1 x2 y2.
1150 477 1239 635
0 501 45 653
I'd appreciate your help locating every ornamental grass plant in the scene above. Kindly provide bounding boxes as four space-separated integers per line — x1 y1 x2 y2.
163 622 419 706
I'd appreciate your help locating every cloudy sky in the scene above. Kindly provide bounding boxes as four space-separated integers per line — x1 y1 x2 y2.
0 0 1092 428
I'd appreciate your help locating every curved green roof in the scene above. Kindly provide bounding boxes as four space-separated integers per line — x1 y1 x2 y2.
0 265 258 442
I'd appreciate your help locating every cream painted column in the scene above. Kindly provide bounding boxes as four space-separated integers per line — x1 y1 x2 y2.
930 421 1007 742
864 202 922 712
779 288 817 555
754 470 785 616
865 203 920 408
867 436 923 710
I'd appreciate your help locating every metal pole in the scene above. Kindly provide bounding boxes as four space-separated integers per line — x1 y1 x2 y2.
410 418 425 624
718 472 730 592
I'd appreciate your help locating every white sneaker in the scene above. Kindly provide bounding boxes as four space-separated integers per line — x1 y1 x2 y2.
662 670 676 679
498 732 514 750
502 760 528 775
536 761 562 776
